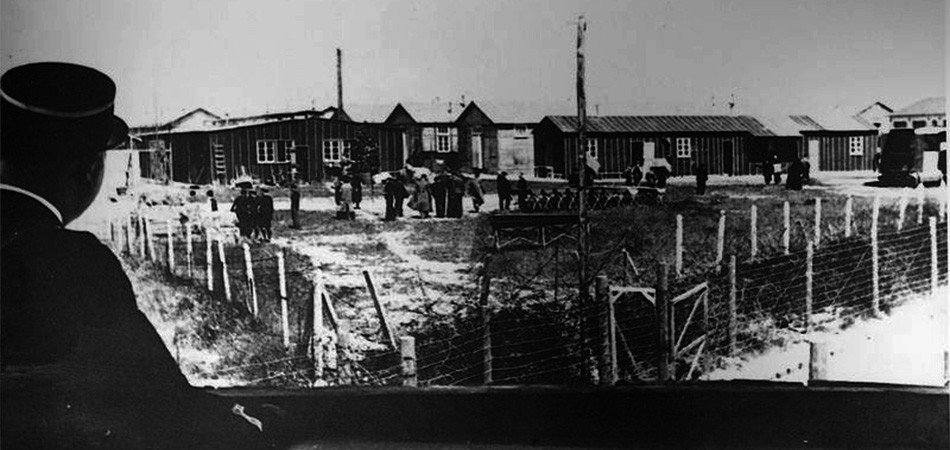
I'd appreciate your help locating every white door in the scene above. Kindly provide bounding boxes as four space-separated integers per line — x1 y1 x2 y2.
808 139 820 172
472 132 483 169
643 141 655 165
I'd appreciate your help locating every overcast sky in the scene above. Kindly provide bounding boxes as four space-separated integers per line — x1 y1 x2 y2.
2 0 945 125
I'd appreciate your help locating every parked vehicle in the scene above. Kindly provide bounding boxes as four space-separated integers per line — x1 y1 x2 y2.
878 127 946 187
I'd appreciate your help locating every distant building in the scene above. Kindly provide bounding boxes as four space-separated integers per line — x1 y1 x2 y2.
889 97 946 130
133 107 405 185
855 102 894 133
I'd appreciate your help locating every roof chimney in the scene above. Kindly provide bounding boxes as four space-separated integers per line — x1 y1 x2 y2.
336 48 343 111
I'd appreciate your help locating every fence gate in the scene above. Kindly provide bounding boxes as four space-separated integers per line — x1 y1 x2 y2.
669 282 709 380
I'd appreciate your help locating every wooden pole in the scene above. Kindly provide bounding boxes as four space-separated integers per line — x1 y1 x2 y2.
144 218 154 261
185 224 193 277
575 15 592 382
137 216 145 259
110 220 116 247
656 262 672 382
364 270 397 350
930 217 938 295
277 251 290 349
808 341 827 383
749 205 758 261
596 275 611 385
716 210 726 269
805 242 814 333
897 191 908 232
479 272 493 385
123 221 132 255
782 201 790 255
941 180 948 222
218 238 232 302
205 229 214 292
400 336 417 387
844 196 853 238
313 280 325 382
728 255 738 356
814 197 822 248
166 220 175 271
608 290 618 385
871 196 881 316
675 215 684 278
917 188 925 225
242 243 258 316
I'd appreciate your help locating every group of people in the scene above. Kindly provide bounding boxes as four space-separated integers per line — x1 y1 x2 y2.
381 168 496 221
762 157 810 191
230 187 274 241
332 174 363 220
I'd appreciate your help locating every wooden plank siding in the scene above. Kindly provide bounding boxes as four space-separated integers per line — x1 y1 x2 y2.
806 133 879 172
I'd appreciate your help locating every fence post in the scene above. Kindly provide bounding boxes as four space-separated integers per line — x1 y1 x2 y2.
656 262 672 382
716 210 726 270
814 198 822 248
144 218 155 261
808 341 827 383
897 191 908 232
312 280 325 383
242 243 258 316
123 220 132 255
941 180 948 222
844 196 853 238
608 288 618 385
218 238 232 302
137 216 145 259
596 275 611 385
728 255 738 356
675 215 684 278
277 251 290 349
185 224 193 277
205 229 214 292
166 220 175 272
749 205 758 261
782 201 790 255
871 196 881 317
930 217 938 295
917 188 925 225
364 270 396 350
109 220 116 247
400 336 417 387
479 271 492 385
805 242 814 333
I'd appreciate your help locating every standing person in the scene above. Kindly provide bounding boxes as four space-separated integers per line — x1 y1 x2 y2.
694 162 708 195
245 189 260 241
337 176 353 220
431 171 448 218
231 189 249 237
632 162 643 186
654 167 669 190
762 158 773 185
516 173 529 210
207 189 218 212
446 172 465 218
383 175 398 221
332 176 343 206
623 166 633 186
785 158 805 191
351 174 363 210
393 173 408 218
414 174 433 218
258 187 274 241
290 183 301 229
496 171 512 211
467 172 485 213
0 62 273 449
772 156 783 185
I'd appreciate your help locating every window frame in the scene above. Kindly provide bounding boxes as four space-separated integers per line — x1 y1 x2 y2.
585 138 598 159
893 121 907 128
436 127 452 153
675 137 691 159
322 139 351 164
256 140 277 164
848 136 864 156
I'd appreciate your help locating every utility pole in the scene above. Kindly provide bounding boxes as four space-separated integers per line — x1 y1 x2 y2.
336 48 344 111
575 14 592 382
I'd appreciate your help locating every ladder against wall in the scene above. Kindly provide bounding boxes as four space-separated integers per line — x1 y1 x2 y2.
213 143 226 183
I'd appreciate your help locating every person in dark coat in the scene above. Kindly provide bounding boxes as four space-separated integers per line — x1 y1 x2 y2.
383 176 398 221
245 190 260 240
207 189 218 212
516 173 529 210
786 158 805 191
467 173 485 213
632 162 643 186
393 173 408 217
350 175 363 210
654 167 669 189
496 172 512 211
231 189 250 237
694 163 708 195
431 172 448 218
258 187 274 241
762 159 773 185
290 183 301 229
623 166 633 186
0 62 273 449
446 172 465 218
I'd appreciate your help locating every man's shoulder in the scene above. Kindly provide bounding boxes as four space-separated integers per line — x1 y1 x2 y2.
4 228 124 273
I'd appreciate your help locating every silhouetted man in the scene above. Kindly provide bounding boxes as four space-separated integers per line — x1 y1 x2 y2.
258 187 274 241
290 183 301 229
496 171 512 211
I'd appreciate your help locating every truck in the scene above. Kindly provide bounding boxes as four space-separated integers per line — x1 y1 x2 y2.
877 127 946 187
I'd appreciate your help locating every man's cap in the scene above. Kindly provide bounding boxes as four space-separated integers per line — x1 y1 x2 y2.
1 62 129 157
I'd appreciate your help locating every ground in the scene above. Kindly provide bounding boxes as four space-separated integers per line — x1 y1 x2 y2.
70 162 949 387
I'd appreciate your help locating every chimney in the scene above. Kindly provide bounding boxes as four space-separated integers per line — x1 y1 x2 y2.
336 48 343 111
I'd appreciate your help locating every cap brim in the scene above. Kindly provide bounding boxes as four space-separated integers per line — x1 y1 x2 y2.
105 115 129 150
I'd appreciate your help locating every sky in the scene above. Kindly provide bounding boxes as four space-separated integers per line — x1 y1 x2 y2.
1 0 946 126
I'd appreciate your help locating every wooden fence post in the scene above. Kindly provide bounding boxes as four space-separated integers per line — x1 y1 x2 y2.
479 272 492 385
897 191 908 232
166 220 175 272
218 238 232 302
364 270 397 350
806 242 814 333
728 255 738 356
277 251 290 349
656 262 672 382
185 224 193 277
109 220 116 247
242 243 258 316
844 196 853 238
608 289 618 385
782 201 790 255
401 336 417 387
941 180 948 222
808 341 827 383
312 280 325 383
675 215 684 278
205 229 214 292
144 218 155 261
596 275 611 385
123 221 132 255
930 217 938 295
137 216 145 259
749 205 758 261
871 196 881 316
715 210 726 271
814 198 822 248
917 188 925 225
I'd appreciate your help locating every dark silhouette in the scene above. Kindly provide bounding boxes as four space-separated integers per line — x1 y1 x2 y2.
496 172 512 211
694 163 708 195
290 184 301 229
